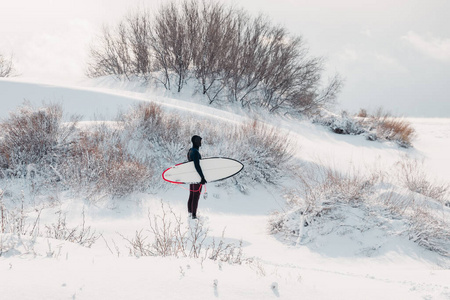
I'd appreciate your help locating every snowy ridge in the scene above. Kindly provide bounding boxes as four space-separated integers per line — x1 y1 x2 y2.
1 78 450 300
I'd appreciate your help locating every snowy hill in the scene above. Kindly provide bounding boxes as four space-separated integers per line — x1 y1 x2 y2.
1 78 450 300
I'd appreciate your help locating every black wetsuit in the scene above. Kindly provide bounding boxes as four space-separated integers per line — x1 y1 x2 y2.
187 147 204 218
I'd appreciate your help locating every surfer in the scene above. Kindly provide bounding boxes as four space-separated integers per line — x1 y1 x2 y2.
187 135 207 219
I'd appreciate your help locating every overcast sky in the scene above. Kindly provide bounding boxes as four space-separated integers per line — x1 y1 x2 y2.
1 0 449 117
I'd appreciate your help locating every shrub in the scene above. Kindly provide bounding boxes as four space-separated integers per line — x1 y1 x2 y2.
376 117 415 147
0 103 79 180
123 202 245 263
408 207 450 257
121 102 183 147
1 102 292 197
313 108 416 148
361 108 416 148
120 103 293 190
0 53 16 77
269 164 376 241
356 108 368 118
0 200 99 256
271 160 450 257
313 111 365 135
64 123 152 198
396 156 449 204
224 120 293 186
45 209 99 248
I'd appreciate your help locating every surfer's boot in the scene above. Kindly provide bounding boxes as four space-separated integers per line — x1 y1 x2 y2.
192 214 197 220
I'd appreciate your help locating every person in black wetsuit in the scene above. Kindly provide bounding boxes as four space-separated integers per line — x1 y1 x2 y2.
187 135 207 219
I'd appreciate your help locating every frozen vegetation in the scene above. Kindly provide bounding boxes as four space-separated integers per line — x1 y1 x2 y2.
0 77 450 299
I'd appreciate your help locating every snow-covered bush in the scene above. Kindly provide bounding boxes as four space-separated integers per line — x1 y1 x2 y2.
1 102 291 198
313 111 365 135
269 164 376 242
120 103 293 190
271 161 450 257
64 123 152 197
313 109 415 148
0 103 152 198
214 120 293 188
396 156 449 204
45 209 99 248
120 102 185 163
380 187 450 257
408 208 450 257
0 52 16 77
0 190 99 256
375 117 415 147
123 202 244 264
0 103 79 181
0 191 29 237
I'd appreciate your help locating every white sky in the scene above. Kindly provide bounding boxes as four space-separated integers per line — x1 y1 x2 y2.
1 0 449 117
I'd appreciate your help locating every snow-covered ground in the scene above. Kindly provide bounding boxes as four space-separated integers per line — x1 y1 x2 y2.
1 78 450 299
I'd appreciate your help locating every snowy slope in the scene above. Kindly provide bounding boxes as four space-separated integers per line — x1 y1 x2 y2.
1 78 450 300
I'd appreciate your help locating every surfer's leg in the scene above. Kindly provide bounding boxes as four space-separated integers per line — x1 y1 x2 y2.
192 184 202 218
188 184 194 213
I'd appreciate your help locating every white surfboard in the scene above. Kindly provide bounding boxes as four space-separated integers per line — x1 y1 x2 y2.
162 157 244 184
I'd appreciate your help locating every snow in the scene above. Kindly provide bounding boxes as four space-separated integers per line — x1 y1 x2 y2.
1 77 450 299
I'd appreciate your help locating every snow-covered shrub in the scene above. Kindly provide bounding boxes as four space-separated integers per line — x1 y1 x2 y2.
218 120 293 187
0 103 79 181
0 52 16 77
45 209 99 248
123 202 244 264
0 201 99 256
269 164 376 242
313 109 415 148
359 109 415 148
121 103 293 190
0 191 29 237
396 156 449 204
372 118 415 148
365 185 450 258
121 102 185 160
0 196 34 257
1 102 292 198
271 159 450 257
64 124 152 197
408 208 450 257
313 111 365 135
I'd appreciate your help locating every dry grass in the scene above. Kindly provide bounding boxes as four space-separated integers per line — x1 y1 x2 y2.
408 207 450 257
356 108 368 118
396 156 449 204
123 202 245 264
377 117 416 147
365 108 416 148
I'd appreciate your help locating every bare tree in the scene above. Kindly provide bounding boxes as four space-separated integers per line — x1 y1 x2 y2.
127 10 152 76
225 15 271 107
86 0 342 113
190 1 235 102
150 2 193 92
0 53 16 77
86 23 132 78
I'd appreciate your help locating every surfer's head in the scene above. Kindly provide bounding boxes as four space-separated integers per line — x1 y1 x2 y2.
191 135 202 148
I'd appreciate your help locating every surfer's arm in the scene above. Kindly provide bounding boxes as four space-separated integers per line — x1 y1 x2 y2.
192 152 206 183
